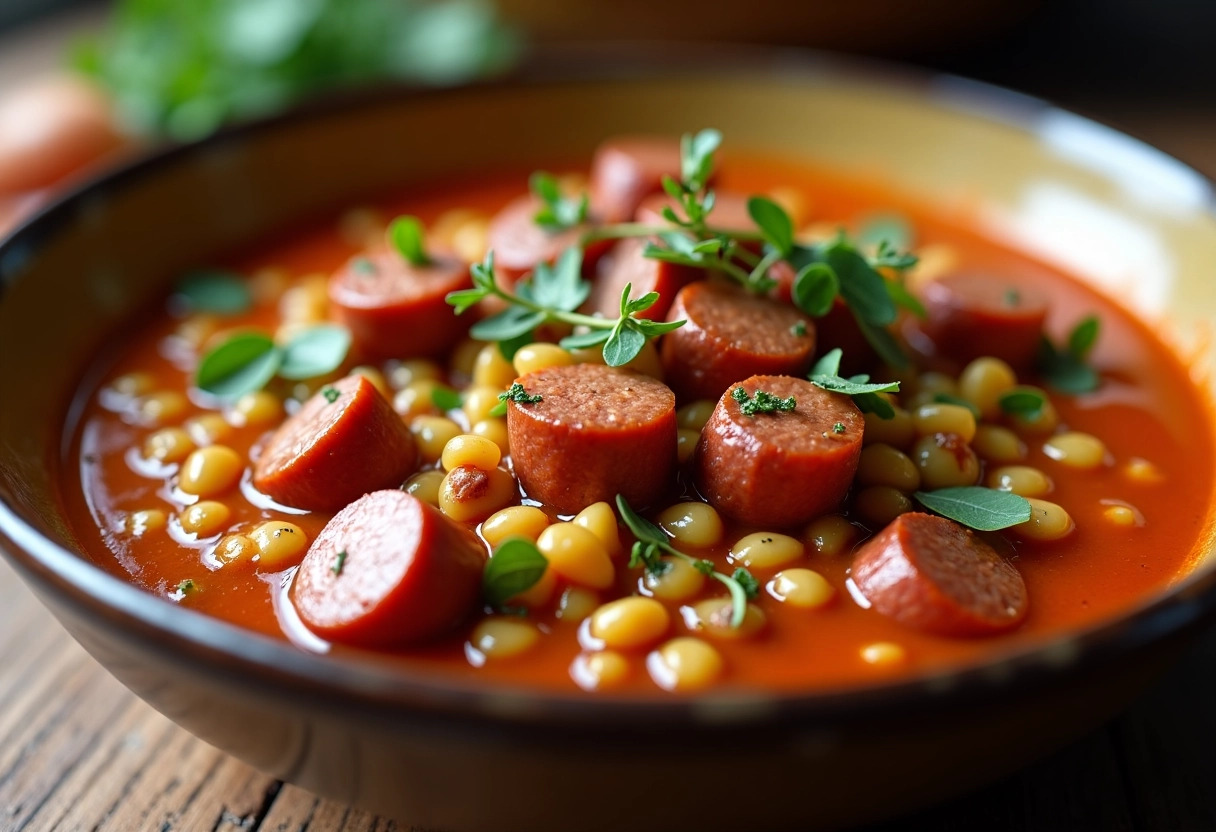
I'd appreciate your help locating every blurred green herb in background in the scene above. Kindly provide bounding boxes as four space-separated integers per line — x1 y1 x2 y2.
72 0 518 140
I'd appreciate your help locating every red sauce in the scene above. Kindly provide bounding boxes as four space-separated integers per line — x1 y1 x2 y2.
61 155 1216 695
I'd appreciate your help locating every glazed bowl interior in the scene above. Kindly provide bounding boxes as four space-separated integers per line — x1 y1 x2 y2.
2 51 1216 829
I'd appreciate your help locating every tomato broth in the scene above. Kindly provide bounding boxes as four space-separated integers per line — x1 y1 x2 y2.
62 146 1216 695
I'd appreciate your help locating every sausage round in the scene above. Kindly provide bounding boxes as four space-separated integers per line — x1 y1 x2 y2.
253 374 418 512
850 512 1029 637
506 363 677 513
291 490 486 647
660 280 816 402
589 135 683 223
329 247 471 360
695 375 864 527
912 273 1048 370
486 194 610 283
585 236 698 322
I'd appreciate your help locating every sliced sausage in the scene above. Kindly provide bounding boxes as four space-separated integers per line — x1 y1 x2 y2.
486 194 610 283
329 247 471 360
253 375 418 512
660 280 816 402
506 363 676 513
695 375 864 527
585 236 699 322
911 274 1048 370
850 512 1029 637
589 135 683 223
291 490 486 647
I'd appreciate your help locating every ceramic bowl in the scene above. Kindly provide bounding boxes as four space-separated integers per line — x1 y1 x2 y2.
2 49 1215 831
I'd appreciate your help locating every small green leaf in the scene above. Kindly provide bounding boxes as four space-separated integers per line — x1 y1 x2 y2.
530 172 589 231
602 324 646 367
854 392 895 420
747 196 793 255
483 538 549 608
173 270 252 315
1037 337 1100 394
331 550 347 576
913 487 1033 532
885 277 927 318
825 243 897 327
530 247 588 312
624 291 661 316
792 262 839 317
1068 316 1100 359
810 348 843 378
633 318 686 337
446 287 488 314
196 332 282 400
279 325 351 380
388 216 429 267
321 386 340 404
998 389 1046 418
431 386 463 411
808 374 900 397
681 128 721 192
615 494 668 549
809 350 900 419
731 567 760 599
560 329 612 350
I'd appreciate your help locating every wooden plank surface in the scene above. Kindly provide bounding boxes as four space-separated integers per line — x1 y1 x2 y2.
2 11 1216 831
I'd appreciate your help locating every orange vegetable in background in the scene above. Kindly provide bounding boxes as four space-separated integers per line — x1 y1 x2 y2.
0 74 125 196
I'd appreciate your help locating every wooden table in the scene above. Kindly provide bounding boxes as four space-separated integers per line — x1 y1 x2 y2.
3 11 1216 831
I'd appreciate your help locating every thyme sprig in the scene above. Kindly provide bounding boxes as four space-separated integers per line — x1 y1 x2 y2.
446 128 922 367
446 249 684 366
616 495 758 628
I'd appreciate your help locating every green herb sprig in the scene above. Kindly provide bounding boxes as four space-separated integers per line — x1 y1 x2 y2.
808 348 901 418
75 0 518 141
482 537 549 610
446 249 684 367
1037 316 1101 393
489 382 543 417
913 486 1032 531
998 388 1048 419
450 128 921 371
388 216 430 267
616 495 758 628
531 172 590 231
730 386 796 416
195 325 351 401
171 270 252 315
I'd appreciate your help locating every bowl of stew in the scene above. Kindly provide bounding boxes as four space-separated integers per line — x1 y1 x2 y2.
1 49 1214 831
